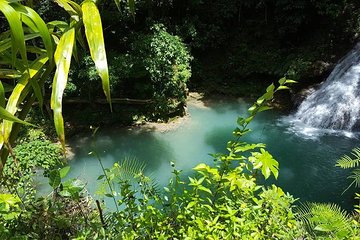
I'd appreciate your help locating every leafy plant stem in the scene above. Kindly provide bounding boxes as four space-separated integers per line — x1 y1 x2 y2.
93 150 119 212
91 131 119 211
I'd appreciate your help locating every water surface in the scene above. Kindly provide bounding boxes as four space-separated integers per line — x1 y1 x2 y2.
68 100 359 210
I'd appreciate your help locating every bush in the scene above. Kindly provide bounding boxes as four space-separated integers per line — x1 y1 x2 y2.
120 23 192 118
67 24 191 120
67 54 122 99
1 139 64 204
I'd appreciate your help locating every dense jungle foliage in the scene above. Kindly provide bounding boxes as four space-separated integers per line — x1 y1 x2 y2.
16 0 360 124
1 0 360 239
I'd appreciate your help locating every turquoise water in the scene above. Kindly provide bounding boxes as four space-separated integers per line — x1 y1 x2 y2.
67 100 358 210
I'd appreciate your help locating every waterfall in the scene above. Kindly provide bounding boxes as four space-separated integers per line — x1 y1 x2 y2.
294 43 360 131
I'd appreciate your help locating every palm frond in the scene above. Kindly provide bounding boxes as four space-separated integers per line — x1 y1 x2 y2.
296 202 352 238
115 156 146 181
348 168 360 188
336 147 360 169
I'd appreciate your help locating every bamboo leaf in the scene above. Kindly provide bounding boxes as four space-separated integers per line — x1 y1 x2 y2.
2 55 48 142
51 28 75 149
0 81 5 108
82 0 112 110
114 0 121 11
0 33 39 53
0 0 27 65
7 3 48 108
0 69 21 78
128 0 135 18
11 3 53 60
30 79 43 110
0 106 34 126
54 0 80 21
47 20 69 34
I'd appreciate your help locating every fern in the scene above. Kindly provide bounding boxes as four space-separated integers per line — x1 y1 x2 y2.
336 148 360 192
348 168 360 188
336 148 360 169
114 156 146 181
296 203 352 239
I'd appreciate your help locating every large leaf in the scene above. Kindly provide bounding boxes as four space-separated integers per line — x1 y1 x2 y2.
82 0 112 110
249 148 279 179
0 0 27 66
49 169 61 189
51 28 75 149
11 3 53 60
2 55 48 143
0 106 34 126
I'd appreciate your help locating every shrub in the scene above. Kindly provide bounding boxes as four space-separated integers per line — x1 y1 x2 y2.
124 23 192 118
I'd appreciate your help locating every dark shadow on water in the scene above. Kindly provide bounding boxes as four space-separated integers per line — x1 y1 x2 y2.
204 126 234 154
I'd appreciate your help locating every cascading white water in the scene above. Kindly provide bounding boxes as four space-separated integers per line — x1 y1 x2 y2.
294 43 360 131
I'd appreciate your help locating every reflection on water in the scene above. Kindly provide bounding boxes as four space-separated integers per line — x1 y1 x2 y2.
67 101 359 210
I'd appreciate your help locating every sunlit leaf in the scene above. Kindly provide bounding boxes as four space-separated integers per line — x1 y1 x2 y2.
0 106 34 126
82 0 112 110
2 55 48 143
51 28 75 149
0 69 21 79
54 0 80 21
47 20 69 34
277 86 290 90
250 148 279 179
59 166 71 178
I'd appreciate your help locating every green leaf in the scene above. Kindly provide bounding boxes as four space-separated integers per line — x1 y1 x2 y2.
193 163 208 171
47 20 68 34
0 33 39 53
285 79 297 84
266 83 275 93
257 105 272 112
49 169 61 189
0 0 27 67
59 166 70 178
105 193 113 198
278 77 286 85
198 185 212 195
114 0 121 11
0 81 5 108
277 86 290 90
54 0 80 21
82 1 112 111
128 0 135 19
11 3 53 61
0 106 34 126
186 201 197 209
59 189 71 197
97 174 105 180
0 69 21 79
2 55 48 144
51 28 75 149
250 148 279 179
